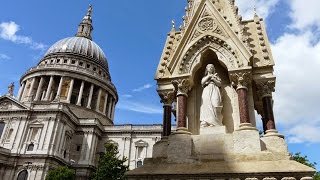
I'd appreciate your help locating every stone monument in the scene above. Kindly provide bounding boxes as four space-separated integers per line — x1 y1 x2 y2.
126 0 316 179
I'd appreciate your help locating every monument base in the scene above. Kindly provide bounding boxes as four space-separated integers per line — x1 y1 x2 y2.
126 159 315 180
200 125 226 135
126 130 315 180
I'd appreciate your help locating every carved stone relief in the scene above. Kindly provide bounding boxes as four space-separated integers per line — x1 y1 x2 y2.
198 17 218 32
0 101 12 110
229 70 252 89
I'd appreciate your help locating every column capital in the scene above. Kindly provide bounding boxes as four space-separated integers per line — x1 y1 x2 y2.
172 79 190 97
229 69 252 90
158 90 175 106
256 79 275 99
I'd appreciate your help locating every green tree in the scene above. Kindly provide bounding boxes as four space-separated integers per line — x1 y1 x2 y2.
292 152 320 180
46 166 75 180
92 143 129 180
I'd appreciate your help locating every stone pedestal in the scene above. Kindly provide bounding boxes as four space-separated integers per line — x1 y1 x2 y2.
261 132 288 154
233 128 261 154
200 125 226 135
167 133 194 163
152 138 169 158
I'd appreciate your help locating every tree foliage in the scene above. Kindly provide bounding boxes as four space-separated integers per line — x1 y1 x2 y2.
46 166 75 180
292 152 320 180
91 143 129 180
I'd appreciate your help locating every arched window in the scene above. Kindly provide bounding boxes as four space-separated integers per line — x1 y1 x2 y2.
17 170 28 180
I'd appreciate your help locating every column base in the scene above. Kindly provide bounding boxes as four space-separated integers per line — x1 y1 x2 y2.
174 127 192 135
264 129 284 138
236 123 258 131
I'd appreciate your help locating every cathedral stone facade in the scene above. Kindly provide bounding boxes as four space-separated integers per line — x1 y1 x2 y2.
0 6 162 180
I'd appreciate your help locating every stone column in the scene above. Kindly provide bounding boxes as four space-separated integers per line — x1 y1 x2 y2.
230 69 255 129
66 78 74 103
159 91 175 137
256 79 281 137
87 84 94 109
103 92 109 114
34 77 44 101
77 81 85 106
172 79 190 133
107 97 113 118
55 76 64 101
17 81 26 101
96 88 102 111
27 77 36 100
111 100 116 120
45 76 54 101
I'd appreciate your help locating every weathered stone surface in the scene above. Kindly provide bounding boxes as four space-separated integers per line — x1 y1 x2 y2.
167 134 194 163
126 160 315 179
152 139 169 158
233 129 261 154
200 126 226 135
261 135 289 154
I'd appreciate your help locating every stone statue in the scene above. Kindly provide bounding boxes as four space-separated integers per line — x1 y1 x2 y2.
200 64 223 127
7 82 14 97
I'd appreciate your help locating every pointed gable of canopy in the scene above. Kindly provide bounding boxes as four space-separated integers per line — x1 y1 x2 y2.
156 0 252 80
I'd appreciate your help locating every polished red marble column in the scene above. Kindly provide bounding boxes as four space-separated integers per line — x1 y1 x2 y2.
177 94 187 129
172 79 190 133
159 91 175 137
262 96 276 130
237 87 251 124
163 104 172 137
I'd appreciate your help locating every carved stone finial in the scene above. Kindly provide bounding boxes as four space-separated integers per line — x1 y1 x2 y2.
87 4 93 17
7 82 14 97
158 90 175 106
171 20 176 30
229 70 252 90
172 79 190 97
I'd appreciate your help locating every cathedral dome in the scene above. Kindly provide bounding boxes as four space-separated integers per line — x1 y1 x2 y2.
19 5 118 123
44 36 109 71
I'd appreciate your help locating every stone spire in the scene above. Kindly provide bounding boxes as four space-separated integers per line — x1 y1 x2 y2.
76 4 93 40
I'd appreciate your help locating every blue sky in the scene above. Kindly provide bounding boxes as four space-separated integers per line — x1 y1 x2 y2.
0 0 319 170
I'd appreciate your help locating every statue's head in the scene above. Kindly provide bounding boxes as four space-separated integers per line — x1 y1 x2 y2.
205 64 215 74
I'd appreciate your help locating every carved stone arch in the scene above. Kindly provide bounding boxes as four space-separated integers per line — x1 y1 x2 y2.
189 46 230 81
178 34 239 79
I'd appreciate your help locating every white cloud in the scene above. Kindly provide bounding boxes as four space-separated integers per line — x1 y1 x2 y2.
272 32 320 125
271 32 320 144
289 0 320 30
133 83 152 92
286 125 320 144
117 100 162 114
0 21 46 50
0 53 10 60
122 94 133 98
236 0 279 20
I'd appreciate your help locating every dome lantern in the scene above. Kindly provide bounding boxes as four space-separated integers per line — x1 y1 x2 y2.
76 4 93 40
